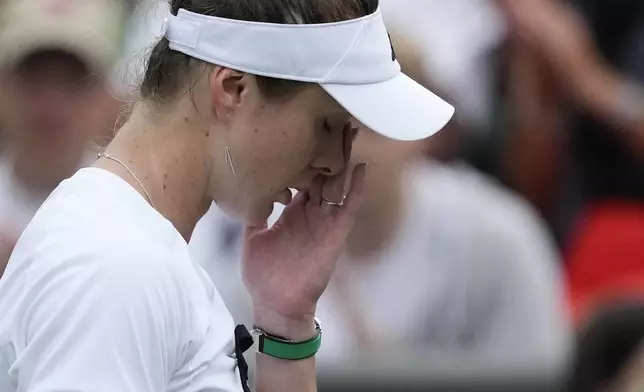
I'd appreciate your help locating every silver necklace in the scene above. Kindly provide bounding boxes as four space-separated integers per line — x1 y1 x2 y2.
97 152 156 209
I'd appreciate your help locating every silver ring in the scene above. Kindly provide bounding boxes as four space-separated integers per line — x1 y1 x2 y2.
321 197 344 208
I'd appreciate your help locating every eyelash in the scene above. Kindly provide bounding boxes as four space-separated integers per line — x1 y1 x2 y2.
323 120 333 134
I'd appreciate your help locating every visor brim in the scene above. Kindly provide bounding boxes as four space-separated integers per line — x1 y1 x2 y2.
322 72 455 142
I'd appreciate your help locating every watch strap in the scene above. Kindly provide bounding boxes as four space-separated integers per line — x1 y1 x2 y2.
252 318 322 360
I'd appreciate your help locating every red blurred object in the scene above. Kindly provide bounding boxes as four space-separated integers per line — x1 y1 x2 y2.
566 201 644 327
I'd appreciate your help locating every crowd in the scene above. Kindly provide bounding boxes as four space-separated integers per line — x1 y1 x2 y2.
1 0 644 390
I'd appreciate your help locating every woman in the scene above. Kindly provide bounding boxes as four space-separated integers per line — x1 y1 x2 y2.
568 303 644 392
0 0 453 391
192 31 568 376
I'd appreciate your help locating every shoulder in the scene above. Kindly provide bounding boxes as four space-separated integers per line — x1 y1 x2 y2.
7 199 193 321
418 162 553 240
412 162 561 275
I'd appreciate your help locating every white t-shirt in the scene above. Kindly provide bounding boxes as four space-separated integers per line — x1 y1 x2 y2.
317 162 569 365
0 158 50 237
190 161 570 370
0 168 243 392
0 153 95 239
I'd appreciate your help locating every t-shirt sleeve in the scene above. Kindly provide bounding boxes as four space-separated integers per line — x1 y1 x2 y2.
14 247 187 392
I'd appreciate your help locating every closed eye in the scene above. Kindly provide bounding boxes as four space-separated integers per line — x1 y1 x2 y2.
323 119 333 134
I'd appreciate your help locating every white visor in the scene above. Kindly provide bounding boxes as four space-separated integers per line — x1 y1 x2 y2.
163 7 454 141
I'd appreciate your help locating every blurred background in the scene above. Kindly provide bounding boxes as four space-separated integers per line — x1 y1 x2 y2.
3 0 644 390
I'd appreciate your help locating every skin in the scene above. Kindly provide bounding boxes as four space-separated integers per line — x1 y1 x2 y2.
96 66 367 392
610 344 644 392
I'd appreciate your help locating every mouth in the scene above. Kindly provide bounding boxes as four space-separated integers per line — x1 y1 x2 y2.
273 188 294 205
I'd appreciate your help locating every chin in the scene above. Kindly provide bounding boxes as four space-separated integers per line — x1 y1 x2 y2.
245 202 275 227
214 199 275 227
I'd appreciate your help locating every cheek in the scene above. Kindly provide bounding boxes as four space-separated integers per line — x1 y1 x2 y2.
239 115 317 180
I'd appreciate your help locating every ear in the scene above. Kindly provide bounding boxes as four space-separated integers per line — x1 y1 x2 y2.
209 67 247 120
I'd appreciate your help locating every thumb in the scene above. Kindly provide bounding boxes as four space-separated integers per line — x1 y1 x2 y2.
243 221 268 240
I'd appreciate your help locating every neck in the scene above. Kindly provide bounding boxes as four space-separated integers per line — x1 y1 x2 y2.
345 168 406 261
97 102 214 241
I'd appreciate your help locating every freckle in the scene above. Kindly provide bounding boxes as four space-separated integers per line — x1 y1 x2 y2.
282 132 287 136
163 184 167 190
128 160 133 164
184 117 188 122
205 132 210 137
136 144 139 149
254 129 259 133
144 176 148 180
193 157 196 162
164 174 168 179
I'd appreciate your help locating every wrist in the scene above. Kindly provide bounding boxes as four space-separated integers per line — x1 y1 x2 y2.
253 307 316 342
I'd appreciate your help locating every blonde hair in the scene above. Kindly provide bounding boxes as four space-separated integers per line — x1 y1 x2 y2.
387 29 431 90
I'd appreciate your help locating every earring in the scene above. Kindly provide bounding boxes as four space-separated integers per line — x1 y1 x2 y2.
225 146 237 177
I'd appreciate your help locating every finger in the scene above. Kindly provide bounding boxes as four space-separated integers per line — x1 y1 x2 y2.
320 174 346 213
274 190 310 228
243 220 268 240
275 188 293 206
320 125 353 210
339 163 367 219
343 121 354 163
308 175 324 208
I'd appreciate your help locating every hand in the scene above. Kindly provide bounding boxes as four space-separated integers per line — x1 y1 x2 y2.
242 128 366 339
496 0 598 86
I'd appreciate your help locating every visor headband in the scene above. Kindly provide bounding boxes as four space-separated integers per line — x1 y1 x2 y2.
163 7 400 85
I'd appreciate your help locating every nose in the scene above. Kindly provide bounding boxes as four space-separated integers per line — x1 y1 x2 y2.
310 128 348 176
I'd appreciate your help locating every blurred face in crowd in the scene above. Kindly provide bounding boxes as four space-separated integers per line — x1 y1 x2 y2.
0 50 111 166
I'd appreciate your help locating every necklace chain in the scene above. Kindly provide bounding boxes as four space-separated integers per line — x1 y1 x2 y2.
97 152 156 209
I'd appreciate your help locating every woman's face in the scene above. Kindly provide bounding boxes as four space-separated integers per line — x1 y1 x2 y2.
211 73 352 225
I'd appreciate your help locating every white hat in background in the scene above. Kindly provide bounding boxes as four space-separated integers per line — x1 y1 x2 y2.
0 0 128 72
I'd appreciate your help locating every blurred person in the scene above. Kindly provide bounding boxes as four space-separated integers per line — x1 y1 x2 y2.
0 0 128 274
568 302 644 392
0 1 454 392
191 32 570 374
112 0 169 101
611 343 644 392
496 0 644 328
378 0 506 135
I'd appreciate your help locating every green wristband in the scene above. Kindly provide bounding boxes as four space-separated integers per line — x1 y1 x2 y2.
251 317 322 360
